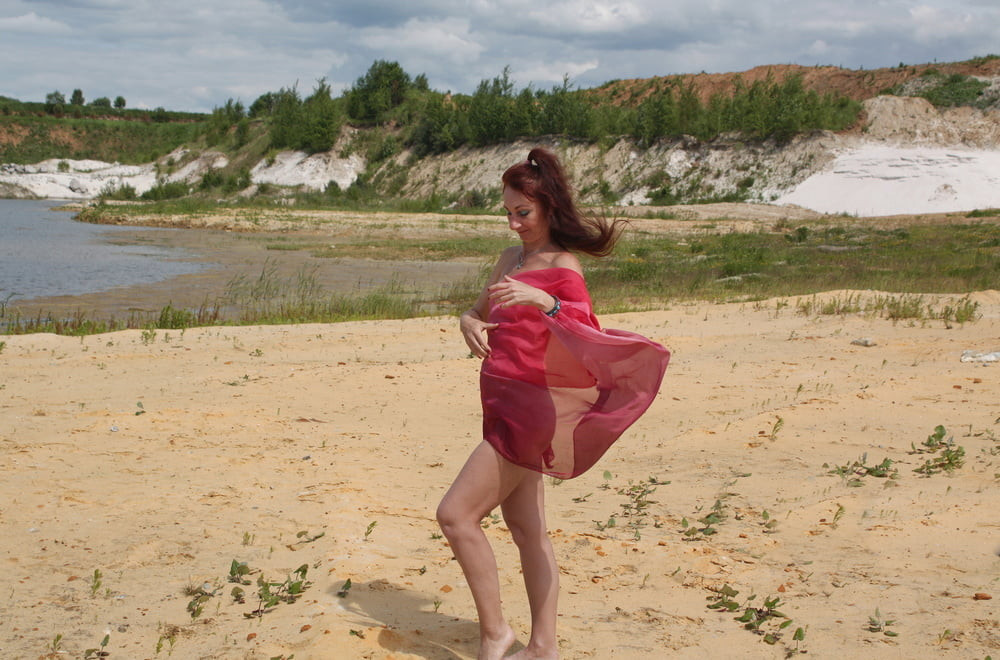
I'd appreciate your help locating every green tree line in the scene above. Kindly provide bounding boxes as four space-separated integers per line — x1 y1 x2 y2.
229 60 863 159
10 57 997 165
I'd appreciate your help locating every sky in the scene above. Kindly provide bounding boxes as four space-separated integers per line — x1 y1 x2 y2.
1 0 997 113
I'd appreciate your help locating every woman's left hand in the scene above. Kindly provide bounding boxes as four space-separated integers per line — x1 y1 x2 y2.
488 276 554 311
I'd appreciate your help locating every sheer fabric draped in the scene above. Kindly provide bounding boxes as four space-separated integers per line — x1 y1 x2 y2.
481 268 670 478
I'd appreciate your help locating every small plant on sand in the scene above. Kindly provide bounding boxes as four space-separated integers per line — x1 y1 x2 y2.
245 564 311 618
364 521 377 540
825 453 898 486
706 584 805 652
760 509 780 534
189 555 314 620
155 628 178 657
294 529 325 545
614 476 666 539
912 425 950 453
337 578 352 598
229 559 252 584
481 512 502 529
83 632 111 658
89 569 103 596
867 608 899 637
769 416 785 441
911 425 966 476
682 497 728 540
915 445 966 475
186 583 216 619
140 327 157 345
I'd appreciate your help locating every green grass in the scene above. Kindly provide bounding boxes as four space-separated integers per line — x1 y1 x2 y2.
0 115 207 164
586 222 1000 311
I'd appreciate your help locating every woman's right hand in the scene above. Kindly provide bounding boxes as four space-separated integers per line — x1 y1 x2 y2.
460 311 498 359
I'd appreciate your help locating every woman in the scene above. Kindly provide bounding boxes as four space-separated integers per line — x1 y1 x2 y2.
436 148 669 659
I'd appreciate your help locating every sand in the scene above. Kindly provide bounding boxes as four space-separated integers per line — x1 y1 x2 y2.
776 144 1000 216
2 288 998 659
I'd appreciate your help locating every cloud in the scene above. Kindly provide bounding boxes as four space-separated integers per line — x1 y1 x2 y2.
909 5 978 41
0 11 72 34
513 60 601 87
272 0 462 27
1 0 998 112
359 17 485 62
524 0 646 34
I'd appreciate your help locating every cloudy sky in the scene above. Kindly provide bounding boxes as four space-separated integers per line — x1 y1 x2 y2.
1 0 997 112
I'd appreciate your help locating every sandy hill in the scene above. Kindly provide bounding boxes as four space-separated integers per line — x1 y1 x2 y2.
596 57 1000 105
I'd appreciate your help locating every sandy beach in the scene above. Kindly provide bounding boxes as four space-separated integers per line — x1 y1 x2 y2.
2 286 998 659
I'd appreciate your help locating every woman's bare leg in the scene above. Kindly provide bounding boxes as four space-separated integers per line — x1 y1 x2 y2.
501 472 559 659
437 442 526 660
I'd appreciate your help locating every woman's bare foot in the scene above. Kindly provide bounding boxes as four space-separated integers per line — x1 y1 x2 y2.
479 623 517 660
506 643 558 659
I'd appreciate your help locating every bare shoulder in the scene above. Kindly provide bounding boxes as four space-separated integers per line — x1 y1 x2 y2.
486 246 521 284
498 246 522 271
500 245 521 262
552 251 584 276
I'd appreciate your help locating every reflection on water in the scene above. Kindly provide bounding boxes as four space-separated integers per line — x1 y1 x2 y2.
0 199 210 303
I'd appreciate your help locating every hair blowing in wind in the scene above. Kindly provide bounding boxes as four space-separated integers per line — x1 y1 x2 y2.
502 147 626 258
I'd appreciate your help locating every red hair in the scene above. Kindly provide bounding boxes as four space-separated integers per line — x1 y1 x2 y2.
502 147 624 258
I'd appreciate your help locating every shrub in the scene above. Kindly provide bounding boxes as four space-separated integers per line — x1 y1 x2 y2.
141 180 189 200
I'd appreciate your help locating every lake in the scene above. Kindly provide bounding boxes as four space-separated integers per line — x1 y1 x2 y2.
0 200 480 324
0 199 211 305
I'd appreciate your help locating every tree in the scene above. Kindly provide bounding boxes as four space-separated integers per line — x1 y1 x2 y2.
206 98 246 146
70 89 85 105
468 67 516 145
537 76 592 138
91 97 112 108
45 91 66 114
300 78 342 152
346 60 412 122
268 86 304 149
114 96 126 110
249 91 278 117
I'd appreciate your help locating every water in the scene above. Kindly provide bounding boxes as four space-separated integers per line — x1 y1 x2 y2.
0 199 210 304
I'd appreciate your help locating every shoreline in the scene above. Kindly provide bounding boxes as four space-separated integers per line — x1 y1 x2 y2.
3 219 483 324
5 200 997 328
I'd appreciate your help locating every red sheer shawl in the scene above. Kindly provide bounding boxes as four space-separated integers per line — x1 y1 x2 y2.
480 268 670 478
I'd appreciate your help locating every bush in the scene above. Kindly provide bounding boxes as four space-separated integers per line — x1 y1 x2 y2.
98 181 137 200
346 60 412 123
141 180 189 200
45 91 65 115
919 73 990 107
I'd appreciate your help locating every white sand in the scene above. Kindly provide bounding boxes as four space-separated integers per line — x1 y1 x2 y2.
777 144 1000 216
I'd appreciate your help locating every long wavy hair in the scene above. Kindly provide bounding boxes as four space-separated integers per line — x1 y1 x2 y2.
501 147 624 257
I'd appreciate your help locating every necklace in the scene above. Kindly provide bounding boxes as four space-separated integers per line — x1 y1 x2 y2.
516 246 547 270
